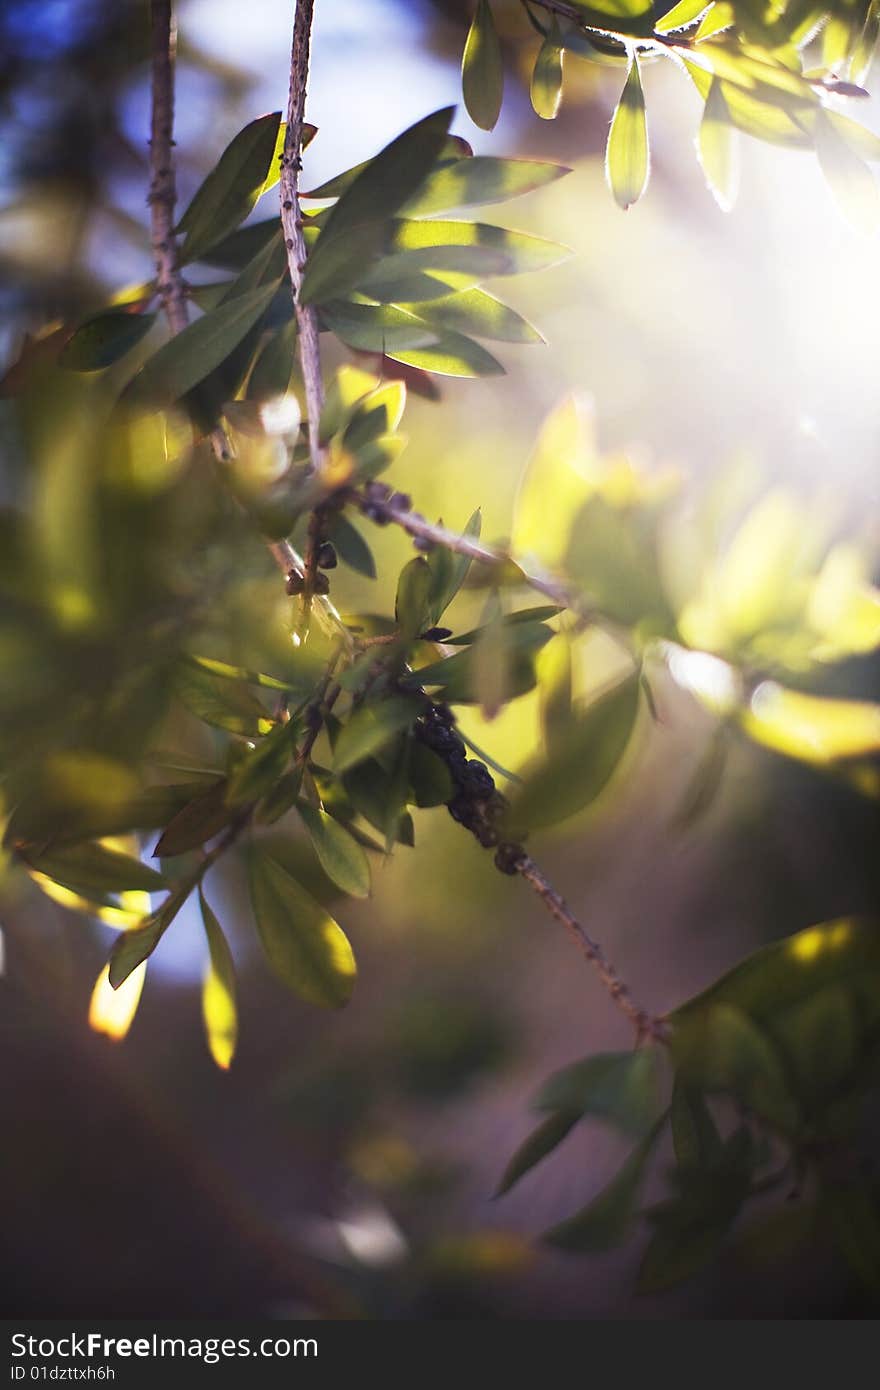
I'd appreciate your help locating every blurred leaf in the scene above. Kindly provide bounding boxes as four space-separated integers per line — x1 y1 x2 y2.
59 311 157 372
343 380 407 453
672 1002 800 1132
462 0 504 131
535 1048 664 1137
248 848 356 1007
539 633 573 752
544 1123 663 1252
406 622 552 703
531 25 564 120
187 654 299 693
513 396 596 567
332 696 422 774
741 682 880 765
21 841 166 897
153 780 236 858
301 109 454 305
126 283 278 408
88 961 146 1042
396 557 433 639
670 1083 723 1169
199 889 238 1070
698 80 739 211
672 725 729 829
606 58 649 211
637 1129 754 1292
343 759 415 846
174 662 274 737
495 1112 578 1197
815 108 880 232
297 802 371 898
509 671 640 830
821 1181 880 1295
256 769 304 825
473 592 506 720
178 112 283 264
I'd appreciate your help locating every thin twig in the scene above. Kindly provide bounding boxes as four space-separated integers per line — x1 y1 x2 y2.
516 855 668 1043
347 487 597 622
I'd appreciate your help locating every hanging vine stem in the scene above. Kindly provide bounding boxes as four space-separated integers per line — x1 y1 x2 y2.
148 0 665 1043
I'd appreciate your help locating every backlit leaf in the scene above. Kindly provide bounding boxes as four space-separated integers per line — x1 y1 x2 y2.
742 682 880 765
89 961 146 1041
815 108 880 232
606 57 649 211
332 696 422 774
698 80 739 211
199 889 238 1070
462 0 504 132
531 27 564 120
248 848 356 1007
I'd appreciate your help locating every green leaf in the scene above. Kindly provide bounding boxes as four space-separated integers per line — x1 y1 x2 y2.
332 696 422 774
363 218 572 286
186 654 300 693
531 27 564 120
698 80 739 211
606 56 650 210
544 1122 664 1252
126 282 279 408
248 849 356 1007
815 108 880 233
173 662 273 738
637 1131 753 1292
670 1083 723 1170
108 882 192 988
384 330 505 379
447 605 561 645
225 723 295 807
495 1111 578 1198
406 622 552 703
297 801 371 899
401 156 571 217
821 1181 880 1295
153 780 236 858
301 108 454 305
407 742 455 807
539 633 573 752
256 769 304 826
473 592 506 720
671 1003 800 1133
509 672 640 830
654 0 711 32
427 507 482 622
396 557 434 641
343 759 415 846
410 288 543 344
343 379 407 453
462 0 504 131
303 134 472 200
177 112 282 264
22 841 167 898
59 311 157 371
199 889 238 1070
331 515 377 578
536 1049 663 1137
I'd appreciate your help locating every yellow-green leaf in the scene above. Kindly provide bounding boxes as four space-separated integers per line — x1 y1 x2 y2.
815 108 880 233
89 961 146 1042
199 889 238 1070
248 849 356 1008
462 0 504 131
741 682 880 765
531 31 564 120
606 57 649 211
698 80 739 211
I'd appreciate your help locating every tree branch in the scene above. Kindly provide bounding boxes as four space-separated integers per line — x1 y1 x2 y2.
280 0 329 632
516 854 668 1042
148 1 188 334
346 485 598 623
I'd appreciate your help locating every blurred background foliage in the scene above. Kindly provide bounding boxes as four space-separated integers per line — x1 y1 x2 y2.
1 0 880 1319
